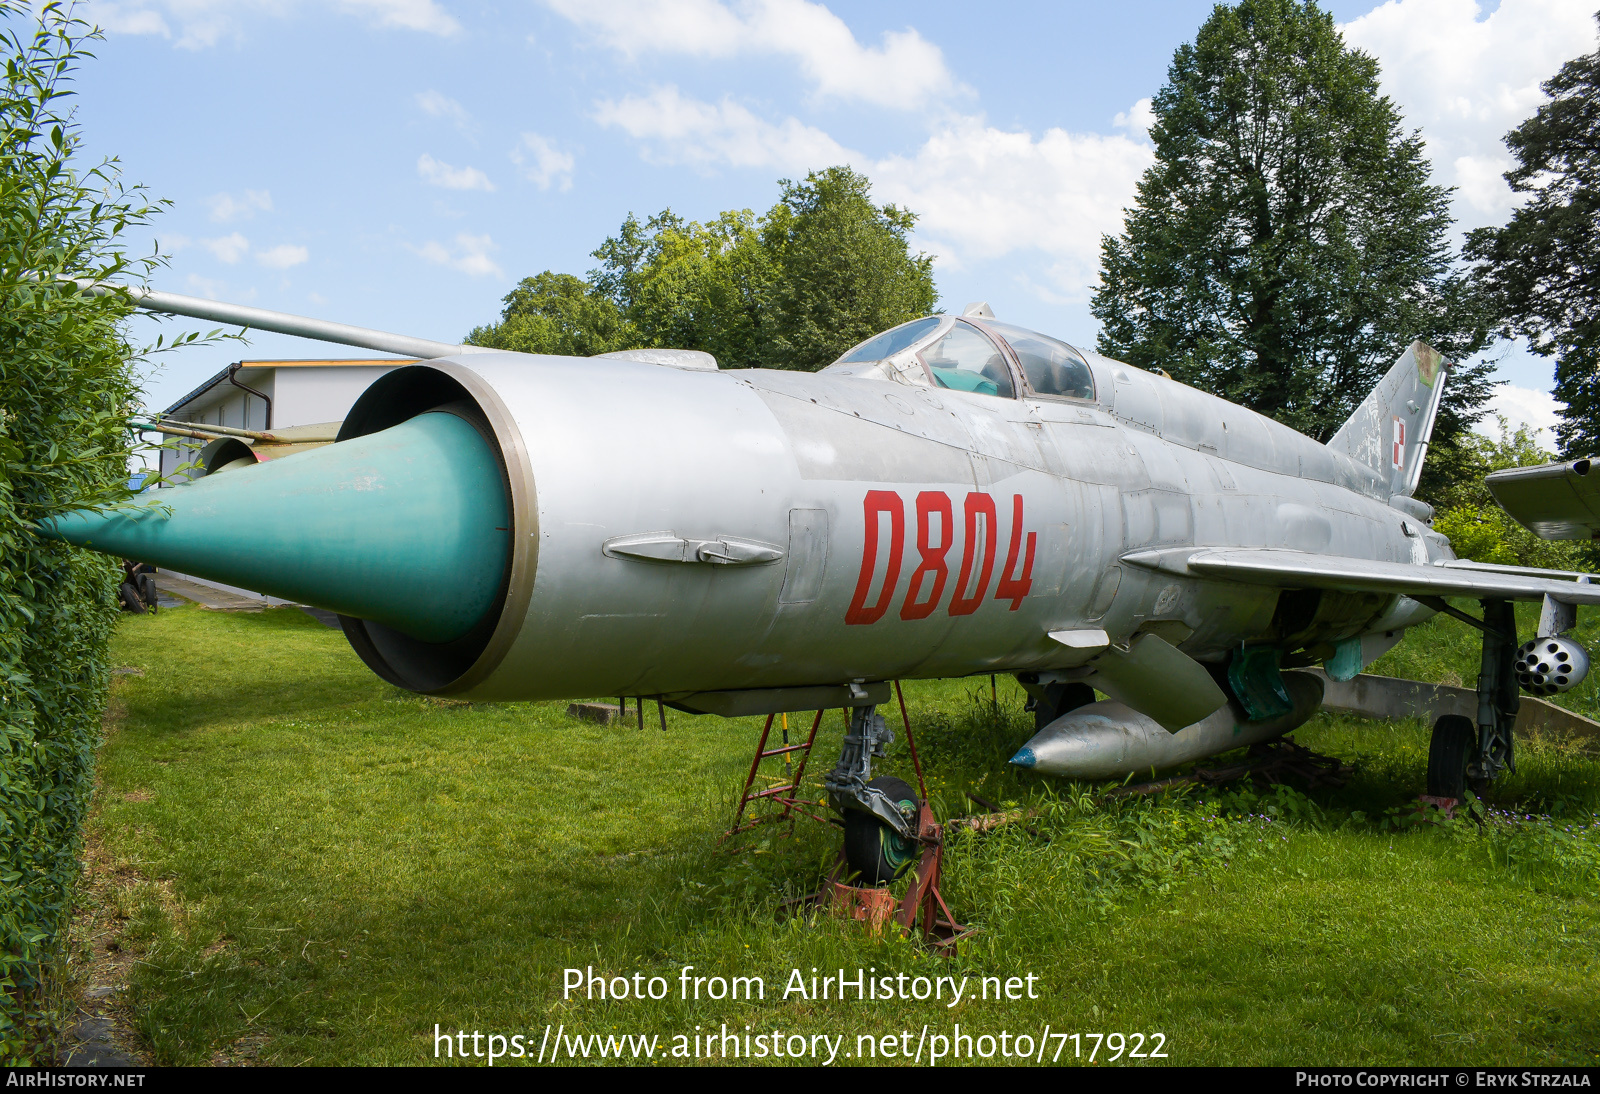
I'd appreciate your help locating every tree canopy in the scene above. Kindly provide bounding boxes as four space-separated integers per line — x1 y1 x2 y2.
759 168 937 370
1091 0 1492 460
464 271 639 358
1464 21 1600 460
467 166 937 371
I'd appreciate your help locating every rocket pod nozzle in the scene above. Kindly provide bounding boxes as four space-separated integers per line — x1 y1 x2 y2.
36 410 510 644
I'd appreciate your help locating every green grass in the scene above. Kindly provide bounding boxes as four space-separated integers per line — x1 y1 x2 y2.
85 603 1600 1066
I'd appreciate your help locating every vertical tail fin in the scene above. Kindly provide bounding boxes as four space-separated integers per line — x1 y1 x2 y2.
1325 341 1449 498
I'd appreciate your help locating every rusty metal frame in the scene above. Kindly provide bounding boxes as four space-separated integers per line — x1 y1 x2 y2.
725 708 827 839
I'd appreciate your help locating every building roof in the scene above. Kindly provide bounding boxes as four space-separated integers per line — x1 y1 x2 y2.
162 359 416 416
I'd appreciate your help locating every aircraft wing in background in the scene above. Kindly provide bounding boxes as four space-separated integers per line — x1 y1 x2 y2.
1486 458 1600 542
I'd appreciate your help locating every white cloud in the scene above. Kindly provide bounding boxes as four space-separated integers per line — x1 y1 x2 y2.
88 0 457 49
338 0 458 34
416 90 474 134
203 232 250 263
546 0 963 110
90 1 172 36
417 153 496 192
1113 97 1155 142
185 273 226 299
874 119 1154 300
207 189 273 223
183 273 254 302
511 133 576 190
257 243 309 269
596 87 1153 301
1341 0 1598 229
1480 384 1566 446
89 0 271 49
594 86 851 172
413 233 502 278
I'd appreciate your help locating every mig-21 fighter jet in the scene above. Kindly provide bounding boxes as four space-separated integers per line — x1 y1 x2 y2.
39 284 1597 883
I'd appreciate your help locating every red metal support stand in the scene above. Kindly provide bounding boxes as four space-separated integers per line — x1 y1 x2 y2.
724 709 828 840
894 680 928 802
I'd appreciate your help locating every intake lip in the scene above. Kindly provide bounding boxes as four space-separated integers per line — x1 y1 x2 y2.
333 360 537 695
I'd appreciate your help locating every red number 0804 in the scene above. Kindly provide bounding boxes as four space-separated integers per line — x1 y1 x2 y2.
845 490 1036 625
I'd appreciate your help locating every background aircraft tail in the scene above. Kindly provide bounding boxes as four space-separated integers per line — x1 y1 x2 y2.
1325 341 1449 498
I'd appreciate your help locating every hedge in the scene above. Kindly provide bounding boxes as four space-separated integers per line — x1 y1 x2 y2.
0 2 161 1061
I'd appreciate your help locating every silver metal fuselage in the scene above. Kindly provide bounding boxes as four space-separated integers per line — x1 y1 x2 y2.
388 347 1443 702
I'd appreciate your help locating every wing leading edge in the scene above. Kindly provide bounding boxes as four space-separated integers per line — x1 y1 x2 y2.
1122 547 1600 605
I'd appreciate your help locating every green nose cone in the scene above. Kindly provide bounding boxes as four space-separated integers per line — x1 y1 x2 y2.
38 411 510 644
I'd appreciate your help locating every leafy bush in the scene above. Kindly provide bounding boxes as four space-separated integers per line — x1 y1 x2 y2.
0 2 159 1062
1433 504 1587 571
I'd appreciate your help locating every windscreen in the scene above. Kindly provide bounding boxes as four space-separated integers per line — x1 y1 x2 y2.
922 323 1014 398
833 317 942 364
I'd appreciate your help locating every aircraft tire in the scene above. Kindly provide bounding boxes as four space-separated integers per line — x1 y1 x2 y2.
1034 682 1096 730
119 583 147 614
1425 715 1475 800
842 776 919 886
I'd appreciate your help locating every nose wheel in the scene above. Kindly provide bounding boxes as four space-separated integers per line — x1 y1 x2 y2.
768 683 966 949
842 776 920 885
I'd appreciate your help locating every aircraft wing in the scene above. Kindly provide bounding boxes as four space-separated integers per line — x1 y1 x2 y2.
1122 547 1600 605
1485 458 1600 541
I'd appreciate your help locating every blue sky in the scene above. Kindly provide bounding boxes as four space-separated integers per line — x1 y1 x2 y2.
70 0 1595 438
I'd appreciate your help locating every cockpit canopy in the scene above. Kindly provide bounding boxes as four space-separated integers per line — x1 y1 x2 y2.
824 315 1095 401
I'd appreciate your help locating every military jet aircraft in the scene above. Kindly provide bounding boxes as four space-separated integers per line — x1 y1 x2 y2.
40 283 1597 883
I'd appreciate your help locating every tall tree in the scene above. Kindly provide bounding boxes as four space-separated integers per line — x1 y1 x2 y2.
589 208 776 368
760 166 937 371
1464 21 1600 460
475 167 937 371
1091 0 1491 450
465 271 640 357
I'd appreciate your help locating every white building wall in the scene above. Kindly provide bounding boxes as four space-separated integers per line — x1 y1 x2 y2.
271 366 395 427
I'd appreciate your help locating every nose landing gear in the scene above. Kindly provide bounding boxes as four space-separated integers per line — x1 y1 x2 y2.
813 684 967 947
842 775 920 885
727 683 975 948
823 705 921 878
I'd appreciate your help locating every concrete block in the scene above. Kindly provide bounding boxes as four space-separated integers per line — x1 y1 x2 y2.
567 702 620 724
1309 668 1599 744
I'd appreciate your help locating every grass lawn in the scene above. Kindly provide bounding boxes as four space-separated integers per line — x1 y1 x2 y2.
78 601 1600 1066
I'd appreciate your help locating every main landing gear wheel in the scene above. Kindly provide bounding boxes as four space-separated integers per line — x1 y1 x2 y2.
119 583 147 614
843 776 919 886
1031 682 1096 731
1426 715 1475 800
